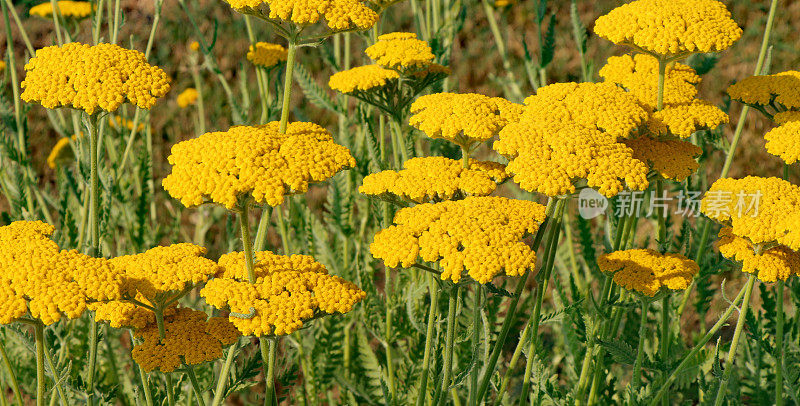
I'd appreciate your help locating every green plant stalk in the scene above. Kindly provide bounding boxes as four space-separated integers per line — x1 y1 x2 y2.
518 198 566 405
416 273 440 406
43 334 67 405
384 267 396 400
48 0 64 45
677 0 778 320
154 308 176 406
649 279 748 405
279 36 298 134
493 322 529 406
437 285 460 406
2 0 33 54
84 113 102 406
261 338 278 406
713 274 757 406
660 295 670 406
239 204 258 284
474 199 557 403
35 323 46 406
0 340 23 406
136 351 154 406
563 210 585 292
630 300 650 392
480 0 522 99
776 280 784 406
211 341 239 406
185 363 207 406
468 285 482 406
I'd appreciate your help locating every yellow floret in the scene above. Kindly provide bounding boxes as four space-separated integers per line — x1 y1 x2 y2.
222 0 378 31
717 227 800 283
700 177 800 250
359 157 508 203
622 137 702 181
365 32 434 70
90 296 177 329
727 71 800 109
598 249 698 297
246 42 288 68
0 221 124 325
370 196 547 283
110 243 220 302
131 308 239 372
594 0 742 57
29 1 93 19
647 100 729 138
189 41 200 52
201 251 366 337
177 88 199 108
409 93 523 147
329 65 400 94
765 121 800 165
21 43 170 114
162 121 356 210
494 82 651 197
600 54 700 109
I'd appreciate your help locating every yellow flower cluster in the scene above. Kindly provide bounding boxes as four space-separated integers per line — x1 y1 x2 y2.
0 221 124 325
246 42 288 68
622 137 702 181
727 71 800 109
223 0 378 31
494 82 650 197
163 121 356 210
717 227 800 282
177 88 199 108
132 308 239 372
328 65 399 94
593 0 742 57
359 157 508 203
598 249 699 297
365 32 435 71
47 135 76 169
108 115 145 132
765 121 800 165
201 251 366 336
409 93 523 146
21 43 170 114
370 196 547 283
29 1 92 19
90 297 176 329
701 177 800 250
110 244 219 301
600 54 728 138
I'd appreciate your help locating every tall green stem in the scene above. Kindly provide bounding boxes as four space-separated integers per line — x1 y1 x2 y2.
713 274 757 406
417 274 440 406
211 341 239 406
660 295 670 406
438 286 459 406
468 286 482 405
185 363 207 406
279 37 298 134
0 340 23 406
35 323 46 406
630 300 650 392
261 338 277 406
239 204 257 284
776 280 784 406
84 113 101 406
154 308 176 406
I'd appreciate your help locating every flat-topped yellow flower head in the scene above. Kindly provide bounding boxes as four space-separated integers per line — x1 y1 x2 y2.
329 65 399 94
132 308 239 372
701 177 800 250
598 249 698 297
162 121 356 210
494 82 651 197
622 137 702 181
247 42 288 68
600 54 700 109
717 227 800 283
647 100 729 139
201 251 366 337
409 93 523 148
90 297 176 329
30 1 93 19
365 32 435 71
223 0 378 31
727 71 800 110
0 221 124 325
21 43 170 115
176 88 198 108
594 0 742 57
359 157 508 203
370 196 547 283
110 243 219 302
765 114 800 164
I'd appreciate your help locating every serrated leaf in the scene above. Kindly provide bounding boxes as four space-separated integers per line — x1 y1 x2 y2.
540 14 557 68
598 338 636 365
294 63 343 114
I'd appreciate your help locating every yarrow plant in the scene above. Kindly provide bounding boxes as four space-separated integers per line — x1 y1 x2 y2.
3 0 800 405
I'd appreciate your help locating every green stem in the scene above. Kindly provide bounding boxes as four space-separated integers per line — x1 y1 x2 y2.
239 204 257 284
185 363 207 406
384 268 396 400
154 308 176 406
656 57 666 111
776 280 784 406
43 334 67 405
518 199 566 405
630 300 650 392
211 341 239 406
261 338 277 406
660 295 670 406
437 286 459 406
648 282 748 405
468 286 482 406
137 357 154 406
474 199 557 403
279 36 298 134
35 323 46 406
713 274 757 406
416 274 440 406
0 340 23 406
